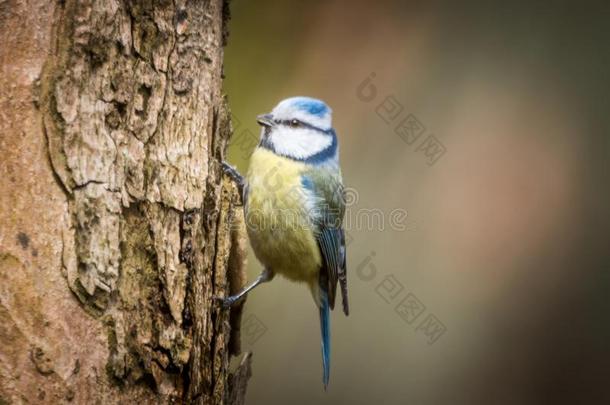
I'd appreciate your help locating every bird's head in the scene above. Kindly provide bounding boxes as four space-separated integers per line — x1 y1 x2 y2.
256 96 337 162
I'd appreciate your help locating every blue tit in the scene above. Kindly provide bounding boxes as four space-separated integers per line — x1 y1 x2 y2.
220 96 349 389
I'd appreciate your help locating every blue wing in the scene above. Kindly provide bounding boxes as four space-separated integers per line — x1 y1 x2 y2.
317 228 348 314
301 172 349 314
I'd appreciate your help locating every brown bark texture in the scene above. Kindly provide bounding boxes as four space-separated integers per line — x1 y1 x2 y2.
0 0 250 403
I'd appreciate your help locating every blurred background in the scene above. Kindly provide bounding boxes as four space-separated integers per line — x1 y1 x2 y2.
223 1 610 404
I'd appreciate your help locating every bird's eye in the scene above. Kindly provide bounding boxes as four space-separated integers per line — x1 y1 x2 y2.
290 119 300 127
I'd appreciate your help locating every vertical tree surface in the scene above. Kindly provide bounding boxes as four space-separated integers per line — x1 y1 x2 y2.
0 0 250 403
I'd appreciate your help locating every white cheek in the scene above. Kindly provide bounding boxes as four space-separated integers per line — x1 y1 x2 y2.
269 128 333 159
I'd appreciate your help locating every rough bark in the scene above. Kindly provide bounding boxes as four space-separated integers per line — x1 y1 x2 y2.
0 0 249 403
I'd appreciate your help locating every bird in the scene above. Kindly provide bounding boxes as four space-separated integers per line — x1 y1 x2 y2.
219 96 349 389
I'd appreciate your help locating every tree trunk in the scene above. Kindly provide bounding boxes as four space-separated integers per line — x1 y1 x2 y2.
0 0 250 403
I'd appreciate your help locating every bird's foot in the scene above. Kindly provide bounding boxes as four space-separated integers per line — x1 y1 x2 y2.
221 161 245 203
214 295 243 309
221 161 243 184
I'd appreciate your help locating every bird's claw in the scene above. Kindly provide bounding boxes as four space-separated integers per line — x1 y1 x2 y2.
221 161 245 203
214 295 241 309
221 161 243 184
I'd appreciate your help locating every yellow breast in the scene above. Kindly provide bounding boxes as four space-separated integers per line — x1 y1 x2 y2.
245 148 321 282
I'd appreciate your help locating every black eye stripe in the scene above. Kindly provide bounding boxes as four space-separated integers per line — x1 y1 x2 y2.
276 119 333 134
277 119 301 127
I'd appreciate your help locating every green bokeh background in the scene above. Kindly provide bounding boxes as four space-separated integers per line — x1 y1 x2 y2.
223 1 610 404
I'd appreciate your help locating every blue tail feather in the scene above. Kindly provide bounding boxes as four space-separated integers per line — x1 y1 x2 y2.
319 287 331 389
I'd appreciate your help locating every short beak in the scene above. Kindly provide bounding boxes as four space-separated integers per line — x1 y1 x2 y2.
256 114 274 127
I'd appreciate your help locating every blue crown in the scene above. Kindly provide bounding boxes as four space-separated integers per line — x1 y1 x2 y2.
290 97 330 118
